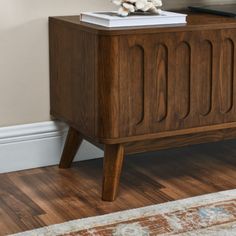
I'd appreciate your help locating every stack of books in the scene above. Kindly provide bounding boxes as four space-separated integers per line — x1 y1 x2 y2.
80 11 187 28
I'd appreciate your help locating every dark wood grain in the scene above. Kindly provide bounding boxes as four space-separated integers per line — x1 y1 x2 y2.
1 140 236 235
102 144 125 201
125 126 236 154
97 36 120 139
49 12 236 200
59 127 82 168
49 19 97 139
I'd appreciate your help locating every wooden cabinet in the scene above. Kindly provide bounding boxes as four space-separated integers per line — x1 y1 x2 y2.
49 12 236 201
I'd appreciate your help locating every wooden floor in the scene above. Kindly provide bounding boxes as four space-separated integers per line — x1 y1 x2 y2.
1 140 236 235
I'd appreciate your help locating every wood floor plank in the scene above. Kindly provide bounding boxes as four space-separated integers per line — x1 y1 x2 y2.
1 140 236 235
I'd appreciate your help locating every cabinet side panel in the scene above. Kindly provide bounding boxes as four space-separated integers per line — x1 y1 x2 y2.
97 36 120 139
49 19 96 138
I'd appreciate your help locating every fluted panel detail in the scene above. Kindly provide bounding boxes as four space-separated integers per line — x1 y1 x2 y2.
220 38 234 114
198 40 213 116
128 45 145 126
118 31 236 137
175 42 191 119
154 44 168 122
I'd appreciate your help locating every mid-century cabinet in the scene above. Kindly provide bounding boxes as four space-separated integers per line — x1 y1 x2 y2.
49 12 236 201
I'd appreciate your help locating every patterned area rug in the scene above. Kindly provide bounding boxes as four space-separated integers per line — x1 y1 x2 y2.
12 189 236 236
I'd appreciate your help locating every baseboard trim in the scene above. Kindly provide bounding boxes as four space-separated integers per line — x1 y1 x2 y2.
0 121 103 173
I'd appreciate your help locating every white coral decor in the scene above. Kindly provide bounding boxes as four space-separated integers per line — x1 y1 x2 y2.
112 0 163 16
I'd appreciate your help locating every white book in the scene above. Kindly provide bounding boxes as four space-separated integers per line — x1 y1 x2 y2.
80 11 187 28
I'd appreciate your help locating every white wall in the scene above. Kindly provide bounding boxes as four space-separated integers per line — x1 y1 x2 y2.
0 0 235 127
0 0 115 127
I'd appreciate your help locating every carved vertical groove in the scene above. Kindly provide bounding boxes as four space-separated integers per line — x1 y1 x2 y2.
128 45 145 126
154 44 168 122
220 38 234 114
198 40 213 116
175 42 191 119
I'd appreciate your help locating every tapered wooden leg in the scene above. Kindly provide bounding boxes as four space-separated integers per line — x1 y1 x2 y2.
102 144 125 201
59 127 83 168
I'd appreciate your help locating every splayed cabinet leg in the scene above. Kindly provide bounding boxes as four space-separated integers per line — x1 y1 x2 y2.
59 127 83 168
102 144 125 201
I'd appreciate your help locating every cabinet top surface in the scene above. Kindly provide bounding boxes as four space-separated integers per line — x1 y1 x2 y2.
50 11 236 35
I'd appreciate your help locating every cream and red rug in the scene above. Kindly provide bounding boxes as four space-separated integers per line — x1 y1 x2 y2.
13 189 236 235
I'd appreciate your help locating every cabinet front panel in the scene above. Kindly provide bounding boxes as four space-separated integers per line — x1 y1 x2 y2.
118 30 236 137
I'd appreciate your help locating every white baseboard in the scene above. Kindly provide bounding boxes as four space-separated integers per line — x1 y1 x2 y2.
0 121 103 173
